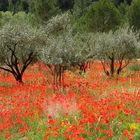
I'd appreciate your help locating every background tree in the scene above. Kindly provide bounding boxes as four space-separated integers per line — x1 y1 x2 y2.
96 26 139 77
115 0 132 5
8 0 24 14
117 1 129 24
57 0 74 11
85 0 122 32
29 0 60 23
73 0 90 17
128 0 140 30
0 0 9 11
0 11 13 27
0 22 46 83
0 11 37 28
73 0 98 18
21 0 29 13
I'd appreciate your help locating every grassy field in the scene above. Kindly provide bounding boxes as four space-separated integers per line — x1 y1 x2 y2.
0 62 140 140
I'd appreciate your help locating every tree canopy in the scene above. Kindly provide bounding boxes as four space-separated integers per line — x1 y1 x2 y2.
0 0 140 81
0 22 46 82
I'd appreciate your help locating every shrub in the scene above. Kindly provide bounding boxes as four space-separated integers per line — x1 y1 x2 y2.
129 63 140 71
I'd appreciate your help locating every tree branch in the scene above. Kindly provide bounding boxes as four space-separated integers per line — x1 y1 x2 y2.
21 52 35 75
0 66 13 73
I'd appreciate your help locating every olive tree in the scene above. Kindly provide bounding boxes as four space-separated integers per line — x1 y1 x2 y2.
40 12 96 86
0 22 46 83
45 12 72 36
96 26 139 77
40 12 72 86
41 32 95 86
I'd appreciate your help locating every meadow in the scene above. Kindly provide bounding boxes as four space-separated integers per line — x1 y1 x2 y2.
0 61 140 140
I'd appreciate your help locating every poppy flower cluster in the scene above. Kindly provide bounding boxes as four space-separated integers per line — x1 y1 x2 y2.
0 62 140 140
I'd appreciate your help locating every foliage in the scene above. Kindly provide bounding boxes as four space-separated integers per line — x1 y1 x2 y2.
85 0 122 32
29 0 60 23
39 13 96 86
72 0 98 33
57 0 74 11
129 63 140 71
43 13 96 66
96 26 139 76
40 31 96 85
128 0 140 30
73 0 95 18
0 22 46 82
45 12 72 36
0 0 9 11
0 0 29 12
8 0 24 14
118 1 129 24
41 33 95 67
0 11 37 27
114 0 131 5
0 11 13 27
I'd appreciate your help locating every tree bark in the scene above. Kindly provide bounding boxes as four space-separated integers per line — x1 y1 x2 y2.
110 55 115 77
14 74 23 83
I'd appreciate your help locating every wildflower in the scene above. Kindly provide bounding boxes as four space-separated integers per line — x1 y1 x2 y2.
123 129 132 137
129 123 139 131
5 133 13 139
53 131 59 137
104 129 113 137
48 119 56 125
